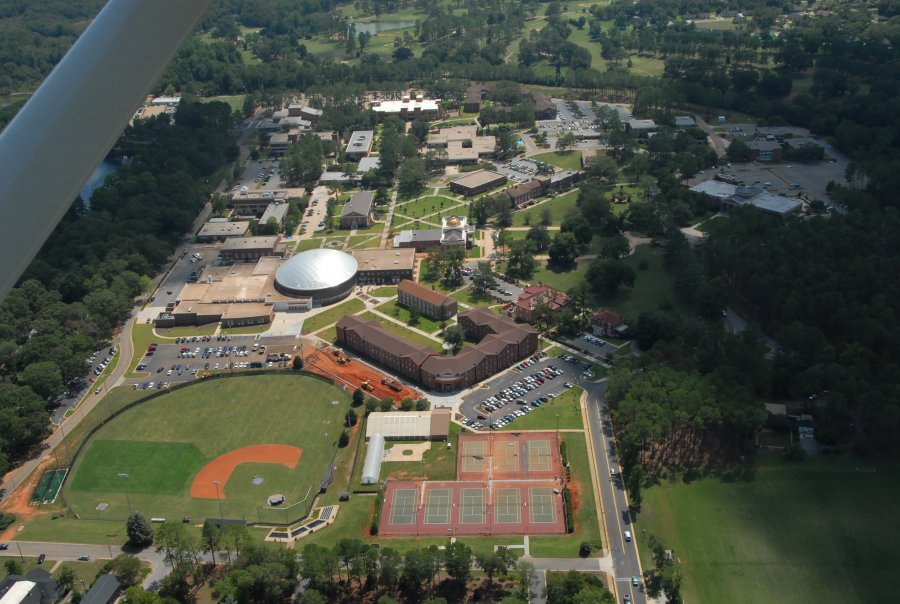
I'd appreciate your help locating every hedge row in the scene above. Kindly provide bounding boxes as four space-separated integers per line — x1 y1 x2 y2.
560 440 569 467
370 493 383 536
562 485 574 533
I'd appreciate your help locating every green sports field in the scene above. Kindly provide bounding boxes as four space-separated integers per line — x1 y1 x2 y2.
63 374 350 524
638 453 900 603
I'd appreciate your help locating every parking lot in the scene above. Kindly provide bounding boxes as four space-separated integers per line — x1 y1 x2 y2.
460 265 524 303
237 160 283 192
458 351 596 430
128 334 304 391
564 333 618 359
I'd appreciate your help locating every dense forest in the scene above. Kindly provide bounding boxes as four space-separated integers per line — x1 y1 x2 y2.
0 100 237 476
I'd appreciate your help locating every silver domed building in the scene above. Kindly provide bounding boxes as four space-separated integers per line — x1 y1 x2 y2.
275 248 358 305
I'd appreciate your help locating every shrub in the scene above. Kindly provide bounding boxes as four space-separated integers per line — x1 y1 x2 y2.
579 541 593 557
0 512 15 531
338 431 350 448
371 493 384 536
415 399 430 411
345 409 358 427
559 441 569 467
562 486 574 533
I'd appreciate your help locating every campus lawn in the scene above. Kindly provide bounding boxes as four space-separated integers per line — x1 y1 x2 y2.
638 453 900 604
60 375 350 525
377 300 445 334
358 311 443 352
531 151 583 172
155 324 218 338
220 324 271 336
127 323 166 376
529 432 602 557
369 286 398 298
347 234 382 249
294 238 324 252
604 245 686 318
394 196 462 219
525 258 590 292
300 298 365 334
451 287 495 308
499 387 584 431
512 189 579 226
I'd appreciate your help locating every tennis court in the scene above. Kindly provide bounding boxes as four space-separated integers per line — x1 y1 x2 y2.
459 488 486 524
529 487 557 523
494 487 521 524
458 432 563 481
460 439 488 474
497 441 520 473
388 488 417 525
525 439 552 472
424 488 452 524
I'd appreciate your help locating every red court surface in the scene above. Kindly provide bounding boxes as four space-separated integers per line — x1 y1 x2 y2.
457 431 563 482
379 479 567 536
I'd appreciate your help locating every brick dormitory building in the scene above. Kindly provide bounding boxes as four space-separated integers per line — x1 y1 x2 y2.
336 307 538 392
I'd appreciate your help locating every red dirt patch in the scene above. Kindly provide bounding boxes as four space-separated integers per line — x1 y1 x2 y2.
190 444 302 499
302 338 421 403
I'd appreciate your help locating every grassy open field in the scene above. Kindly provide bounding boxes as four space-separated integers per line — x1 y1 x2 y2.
295 238 324 252
358 311 443 352
394 196 462 219
499 387 584 431
377 299 445 334
369 286 398 298
513 189 579 226
638 453 900 604
62 375 350 524
301 298 365 334
605 244 686 318
532 151 583 172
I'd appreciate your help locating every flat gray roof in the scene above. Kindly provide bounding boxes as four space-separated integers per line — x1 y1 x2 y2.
450 169 505 190
260 202 289 224
690 179 737 199
221 236 279 251
745 192 802 215
198 221 250 238
346 130 374 154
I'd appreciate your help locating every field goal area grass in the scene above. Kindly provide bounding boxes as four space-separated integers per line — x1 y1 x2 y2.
31 469 68 504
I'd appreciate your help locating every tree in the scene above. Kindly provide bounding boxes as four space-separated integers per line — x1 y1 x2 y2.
338 430 350 447
352 388 365 407
561 214 593 245
626 463 644 511
556 131 577 152
525 224 552 253
4 559 22 576
443 324 465 354
398 158 427 197
379 547 402 588
439 248 465 289
365 398 378 415
201 520 220 566
472 261 497 296
106 554 142 587
476 549 515 588
586 259 635 297
506 240 537 279
302 590 327 604
121 586 165 603
726 139 753 163
379 397 393 412
600 235 630 259
400 397 415 411
548 232 580 267
18 360 63 400
415 399 430 411
443 541 473 584
408 305 421 326
516 560 536 601
126 513 154 547
345 408 358 427
292 356 303 370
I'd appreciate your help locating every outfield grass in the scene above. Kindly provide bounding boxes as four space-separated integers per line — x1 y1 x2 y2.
358 311 443 352
62 375 350 523
532 151 583 172
513 189 579 226
377 300 445 333
638 453 900 603
499 387 584 431
301 298 365 334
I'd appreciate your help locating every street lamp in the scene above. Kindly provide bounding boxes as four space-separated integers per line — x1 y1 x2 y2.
118 473 132 516
213 480 224 521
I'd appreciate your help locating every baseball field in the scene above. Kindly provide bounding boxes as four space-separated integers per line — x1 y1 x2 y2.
63 374 350 525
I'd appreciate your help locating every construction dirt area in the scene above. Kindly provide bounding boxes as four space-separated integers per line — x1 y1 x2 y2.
300 338 421 403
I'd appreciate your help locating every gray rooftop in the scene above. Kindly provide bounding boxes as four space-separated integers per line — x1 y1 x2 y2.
690 179 737 199
357 157 381 173
393 229 442 247
342 190 375 218
260 202 289 224
346 130 374 154
741 192 802 215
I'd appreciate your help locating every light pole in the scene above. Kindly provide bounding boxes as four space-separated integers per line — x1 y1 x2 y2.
213 480 224 521
118 473 132 516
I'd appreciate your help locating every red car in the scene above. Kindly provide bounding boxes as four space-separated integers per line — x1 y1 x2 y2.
89 377 97 383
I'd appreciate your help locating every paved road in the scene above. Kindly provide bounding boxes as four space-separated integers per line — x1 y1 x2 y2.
0 540 174 588
582 379 648 604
